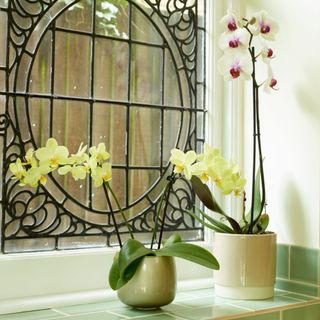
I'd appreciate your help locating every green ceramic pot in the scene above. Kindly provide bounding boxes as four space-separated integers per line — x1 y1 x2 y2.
117 256 177 309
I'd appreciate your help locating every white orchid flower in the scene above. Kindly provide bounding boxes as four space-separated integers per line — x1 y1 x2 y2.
218 53 253 81
250 11 279 41
220 10 238 32
264 66 278 93
261 47 275 64
219 28 250 53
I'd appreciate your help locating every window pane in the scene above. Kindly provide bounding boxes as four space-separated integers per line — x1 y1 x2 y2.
95 1 129 38
56 1 93 33
54 32 91 98
94 39 129 101
129 107 161 166
92 103 127 165
0 0 207 253
130 44 163 105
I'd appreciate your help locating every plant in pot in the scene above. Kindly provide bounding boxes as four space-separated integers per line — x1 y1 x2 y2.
173 10 279 300
9 139 219 309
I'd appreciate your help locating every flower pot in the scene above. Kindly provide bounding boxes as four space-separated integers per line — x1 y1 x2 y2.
213 232 276 300
117 256 177 308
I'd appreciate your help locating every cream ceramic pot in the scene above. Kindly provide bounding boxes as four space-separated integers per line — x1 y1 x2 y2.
213 232 276 300
117 256 177 308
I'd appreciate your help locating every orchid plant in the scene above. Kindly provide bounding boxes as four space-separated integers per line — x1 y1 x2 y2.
9 138 219 291
170 10 279 235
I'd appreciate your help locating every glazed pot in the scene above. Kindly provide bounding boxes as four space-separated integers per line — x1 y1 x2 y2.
213 232 277 300
117 256 176 308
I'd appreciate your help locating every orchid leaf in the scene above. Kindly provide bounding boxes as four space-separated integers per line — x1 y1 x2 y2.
156 242 220 270
191 176 225 215
109 252 120 290
191 176 241 233
186 208 235 233
115 239 154 289
163 233 182 247
256 213 269 233
246 166 263 224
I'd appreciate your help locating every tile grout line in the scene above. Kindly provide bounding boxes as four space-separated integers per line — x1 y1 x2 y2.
51 309 70 317
106 310 133 319
277 277 319 288
224 303 255 312
288 245 291 281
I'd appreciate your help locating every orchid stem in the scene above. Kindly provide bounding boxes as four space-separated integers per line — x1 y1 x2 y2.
254 86 266 219
103 183 122 247
249 46 257 234
150 180 170 249
106 182 134 239
249 46 267 233
157 172 175 250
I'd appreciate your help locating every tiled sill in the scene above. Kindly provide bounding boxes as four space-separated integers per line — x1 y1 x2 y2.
0 287 319 320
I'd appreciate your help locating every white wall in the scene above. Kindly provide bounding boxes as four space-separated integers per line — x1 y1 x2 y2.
242 0 320 248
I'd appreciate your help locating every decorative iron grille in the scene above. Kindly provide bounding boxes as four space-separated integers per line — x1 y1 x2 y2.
0 0 207 253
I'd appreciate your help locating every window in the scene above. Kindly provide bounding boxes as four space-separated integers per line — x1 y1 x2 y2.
0 0 207 253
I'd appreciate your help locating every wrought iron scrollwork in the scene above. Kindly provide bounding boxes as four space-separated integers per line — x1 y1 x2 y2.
0 113 10 135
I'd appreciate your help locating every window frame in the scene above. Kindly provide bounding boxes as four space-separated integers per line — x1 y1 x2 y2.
0 1 231 314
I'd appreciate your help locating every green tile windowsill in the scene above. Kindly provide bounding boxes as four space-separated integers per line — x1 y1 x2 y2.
0 287 319 320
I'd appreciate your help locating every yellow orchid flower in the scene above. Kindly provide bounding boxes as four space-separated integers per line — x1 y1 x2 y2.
24 148 35 165
9 159 26 181
91 162 112 187
23 164 52 187
35 138 69 168
190 161 209 183
89 143 110 164
207 157 232 187
192 143 222 183
198 143 221 163
67 143 89 165
58 165 87 181
169 149 197 180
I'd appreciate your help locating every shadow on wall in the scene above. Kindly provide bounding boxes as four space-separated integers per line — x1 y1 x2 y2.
295 66 320 124
283 180 308 245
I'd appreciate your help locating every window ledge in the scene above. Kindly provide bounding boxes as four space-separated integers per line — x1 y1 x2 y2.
1 285 319 319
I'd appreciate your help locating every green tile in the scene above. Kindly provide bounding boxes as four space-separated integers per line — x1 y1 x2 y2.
161 303 192 312
237 311 280 320
170 304 247 320
290 246 319 285
282 303 320 320
178 296 228 308
62 312 124 320
276 244 289 279
0 309 61 320
56 300 123 315
173 292 196 302
283 293 318 302
182 288 215 298
109 307 163 317
276 279 318 297
228 295 302 311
